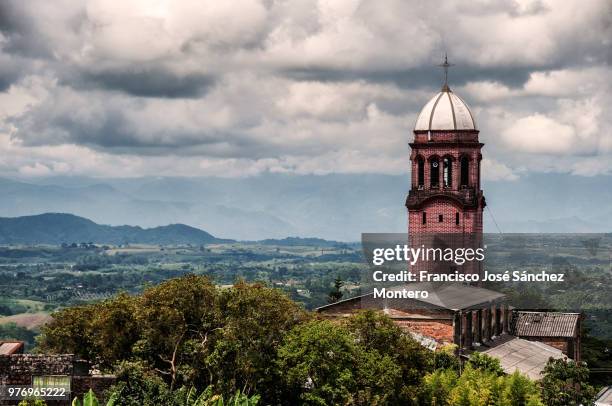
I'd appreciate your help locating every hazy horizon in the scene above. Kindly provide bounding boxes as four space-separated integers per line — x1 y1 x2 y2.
2 171 611 241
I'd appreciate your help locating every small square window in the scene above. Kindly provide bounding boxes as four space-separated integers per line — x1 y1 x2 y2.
438 214 443 222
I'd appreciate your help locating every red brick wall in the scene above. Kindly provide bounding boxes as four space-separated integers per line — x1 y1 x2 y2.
408 202 482 234
407 129 484 278
522 338 569 355
413 131 479 144
318 306 456 343
393 320 454 343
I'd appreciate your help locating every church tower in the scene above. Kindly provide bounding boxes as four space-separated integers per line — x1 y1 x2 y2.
406 56 485 277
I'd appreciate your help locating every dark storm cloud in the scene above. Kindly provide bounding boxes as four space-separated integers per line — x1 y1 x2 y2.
0 53 21 91
283 65 535 91
0 1 57 59
10 103 207 150
68 69 216 98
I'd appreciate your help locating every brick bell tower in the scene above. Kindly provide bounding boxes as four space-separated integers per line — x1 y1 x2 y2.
406 56 485 277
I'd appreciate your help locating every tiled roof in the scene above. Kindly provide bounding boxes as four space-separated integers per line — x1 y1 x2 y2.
317 282 506 312
512 312 580 338
0 341 25 355
477 335 566 380
404 283 505 310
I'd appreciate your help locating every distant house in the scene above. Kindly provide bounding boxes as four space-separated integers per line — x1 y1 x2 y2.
0 341 24 356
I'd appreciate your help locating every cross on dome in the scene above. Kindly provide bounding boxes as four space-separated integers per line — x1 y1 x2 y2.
438 53 454 91
413 53 477 131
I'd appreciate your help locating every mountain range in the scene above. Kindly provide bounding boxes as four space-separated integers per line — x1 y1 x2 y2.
0 213 227 245
0 173 610 241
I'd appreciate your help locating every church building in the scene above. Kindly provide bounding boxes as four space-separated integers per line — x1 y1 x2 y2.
318 57 582 378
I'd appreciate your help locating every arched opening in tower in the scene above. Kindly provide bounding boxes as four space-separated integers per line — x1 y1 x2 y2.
417 157 425 188
460 156 470 187
443 157 452 188
430 158 440 188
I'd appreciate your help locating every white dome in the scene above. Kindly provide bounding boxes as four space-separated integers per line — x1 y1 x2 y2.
414 88 477 131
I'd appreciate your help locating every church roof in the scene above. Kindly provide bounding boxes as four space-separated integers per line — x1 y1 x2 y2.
414 88 477 131
317 282 506 312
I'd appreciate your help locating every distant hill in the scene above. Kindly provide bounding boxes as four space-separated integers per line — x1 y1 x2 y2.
0 173 611 240
257 237 348 247
0 213 230 245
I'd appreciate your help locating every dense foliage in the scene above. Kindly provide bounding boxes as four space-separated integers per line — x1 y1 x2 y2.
38 275 308 402
422 365 544 406
539 358 597 406
37 275 436 404
32 274 602 405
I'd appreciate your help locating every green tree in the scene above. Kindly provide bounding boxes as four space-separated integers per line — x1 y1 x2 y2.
134 274 219 389
344 310 433 403
174 386 261 406
0 322 37 350
103 361 177 406
277 319 362 405
467 352 505 376
90 293 141 369
422 368 458 405
277 319 403 405
503 370 543 406
37 305 98 360
207 281 307 401
422 364 544 406
540 358 596 406
38 276 307 403
327 277 343 304
433 344 460 371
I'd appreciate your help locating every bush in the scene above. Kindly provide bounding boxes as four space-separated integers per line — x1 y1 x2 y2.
540 358 596 406
422 364 544 406
38 276 305 403
344 310 433 403
17 400 47 406
467 352 505 376
276 316 428 405
104 361 176 406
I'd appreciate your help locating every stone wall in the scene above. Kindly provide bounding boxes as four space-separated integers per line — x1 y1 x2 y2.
0 354 115 406
72 376 116 403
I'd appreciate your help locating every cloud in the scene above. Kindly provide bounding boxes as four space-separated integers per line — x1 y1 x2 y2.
18 162 51 176
0 0 610 178
482 158 519 181
501 113 576 154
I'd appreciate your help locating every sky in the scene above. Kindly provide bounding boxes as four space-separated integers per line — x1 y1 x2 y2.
0 0 610 181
